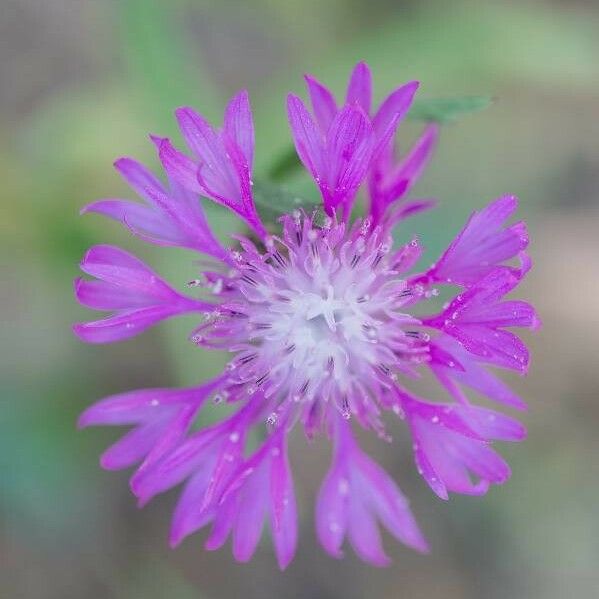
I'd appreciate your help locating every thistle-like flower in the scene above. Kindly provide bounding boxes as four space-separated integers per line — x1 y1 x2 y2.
75 62 538 569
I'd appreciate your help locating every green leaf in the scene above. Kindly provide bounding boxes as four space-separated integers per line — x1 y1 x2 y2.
252 180 321 221
408 96 494 124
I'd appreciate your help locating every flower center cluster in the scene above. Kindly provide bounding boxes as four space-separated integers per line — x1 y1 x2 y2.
197 214 427 430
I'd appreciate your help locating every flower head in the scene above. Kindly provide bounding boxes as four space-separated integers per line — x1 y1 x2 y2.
75 62 538 568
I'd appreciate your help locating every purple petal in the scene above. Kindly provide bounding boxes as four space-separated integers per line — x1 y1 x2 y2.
348 497 390 566
224 90 255 169
356 454 430 550
74 277 156 311
431 336 527 410
447 323 530 372
114 157 166 203
232 467 268 562
100 418 168 470
316 465 349 558
79 245 173 298
414 443 448 499
345 62 372 114
304 74 338 133
81 200 184 245
287 94 326 186
326 105 374 212
269 437 298 570
454 405 526 442
372 81 419 156
131 427 221 503
169 467 215 547
155 137 203 193
429 196 529 286
77 386 204 427
73 304 188 344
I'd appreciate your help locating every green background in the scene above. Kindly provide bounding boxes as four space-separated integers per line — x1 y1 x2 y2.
2 0 599 597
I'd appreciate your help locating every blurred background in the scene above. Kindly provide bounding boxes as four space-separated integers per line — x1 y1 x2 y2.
2 0 599 597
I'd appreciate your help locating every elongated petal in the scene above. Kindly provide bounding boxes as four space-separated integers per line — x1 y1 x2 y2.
395 125 438 190
348 498 390 566
304 74 338 133
169 467 215 547
224 90 254 169
73 304 188 343
357 454 429 551
447 323 530 372
114 157 166 204
454 405 526 442
155 137 203 193
326 105 374 212
74 277 157 311
78 386 210 427
427 196 529 286
82 199 183 244
431 336 527 410
79 245 173 298
372 81 419 155
287 94 326 183
100 418 168 470
345 62 372 114
232 468 268 562
269 438 298 570
316 465 349 558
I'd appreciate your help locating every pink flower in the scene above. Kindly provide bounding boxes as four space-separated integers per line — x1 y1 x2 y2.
75 63 538 568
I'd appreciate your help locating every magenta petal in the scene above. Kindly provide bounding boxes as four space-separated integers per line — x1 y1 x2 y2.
326 105 374 213
414 444 449 499
269 438 298 570
431 335 527 410
287 94 326 185
454 405 526 442
428 195 529 286
78 387 196 427
356 454 429 551
79 245 171 297
232 468 268 562
82 200 183 245
304 74 338 133
372 81 419 155
114 157 166 203
316 465 348 558
169 467 215 547
175 107 223 164
205 498 236 551
224 90 255 169
345 62 373 114
74 277 155 311
392 124 438 191
100 418 168 470
131 428 220 503
348 498 390 566
73 305 185 343
155 137 203 194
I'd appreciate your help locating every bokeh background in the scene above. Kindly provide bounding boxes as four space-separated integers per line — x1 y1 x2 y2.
2 0 599 597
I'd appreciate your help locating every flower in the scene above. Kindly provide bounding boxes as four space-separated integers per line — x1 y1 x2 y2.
75 62 538 569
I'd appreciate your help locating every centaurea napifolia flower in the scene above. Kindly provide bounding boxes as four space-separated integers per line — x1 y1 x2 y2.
75 63 538 568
